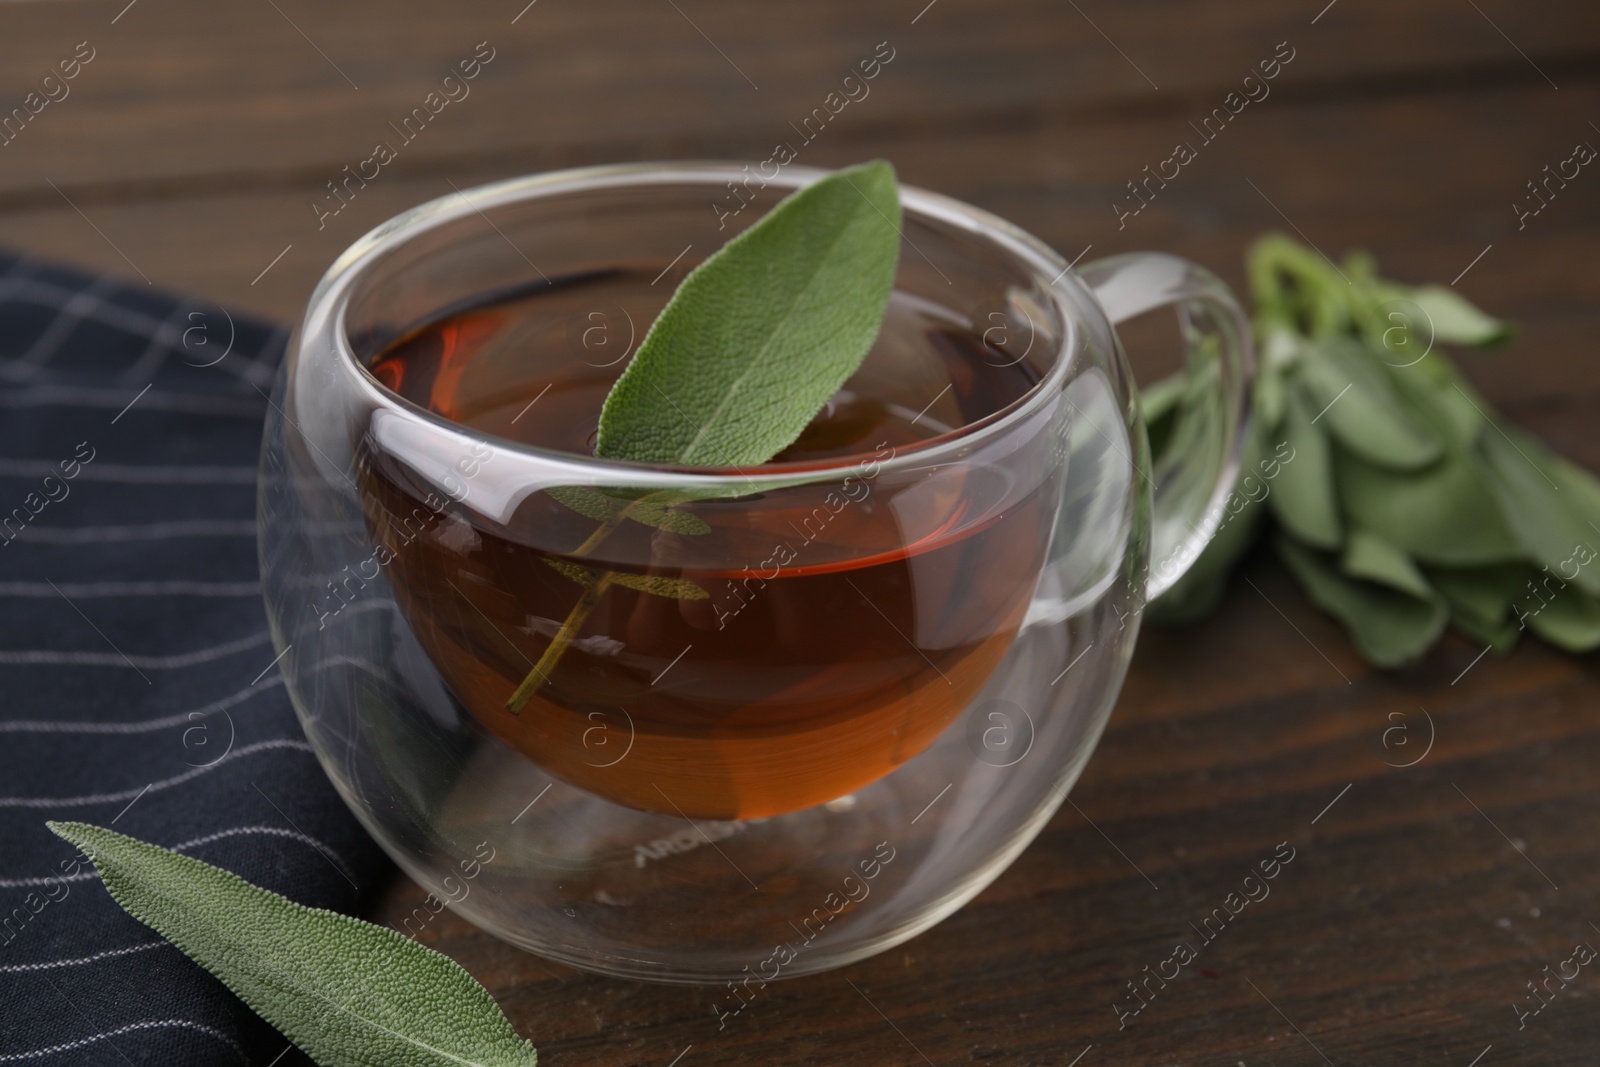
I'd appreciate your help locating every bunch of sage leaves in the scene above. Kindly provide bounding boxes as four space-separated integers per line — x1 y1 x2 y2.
1147 234 1600 665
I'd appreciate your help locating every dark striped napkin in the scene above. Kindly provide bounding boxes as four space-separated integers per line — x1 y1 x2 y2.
0 251 388 1066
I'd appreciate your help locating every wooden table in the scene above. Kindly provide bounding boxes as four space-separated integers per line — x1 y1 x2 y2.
5 1 1599 1062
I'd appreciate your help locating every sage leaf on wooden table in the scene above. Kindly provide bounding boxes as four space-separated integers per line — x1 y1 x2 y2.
1341 527 1434 600
1146 233 1600 665
1408 284 1516 346
1426 564 1528 652
49 821 536 1067
1275 534 1450 666
506 160 902 712
1268 381 1341 549
1334 445 1521 565
1479 425 1600 597
1297 337 1442 470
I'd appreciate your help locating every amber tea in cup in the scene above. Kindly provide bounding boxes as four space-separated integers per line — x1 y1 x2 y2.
357 273 1051 820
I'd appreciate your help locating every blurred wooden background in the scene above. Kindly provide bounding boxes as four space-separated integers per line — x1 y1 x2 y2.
3 0 1599 1063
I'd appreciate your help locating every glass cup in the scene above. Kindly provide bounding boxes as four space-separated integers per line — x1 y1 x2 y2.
258 163 1252 983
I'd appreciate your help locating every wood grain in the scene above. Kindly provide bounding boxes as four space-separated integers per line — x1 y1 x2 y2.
3 0 1599 1063
0 0 1596 200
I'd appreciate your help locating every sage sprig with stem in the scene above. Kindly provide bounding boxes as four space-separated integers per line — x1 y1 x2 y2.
505 160 902 711
1148 233 1600 665
504 486 710 711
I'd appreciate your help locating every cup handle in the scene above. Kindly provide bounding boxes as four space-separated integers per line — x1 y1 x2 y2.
1076 252 1256 600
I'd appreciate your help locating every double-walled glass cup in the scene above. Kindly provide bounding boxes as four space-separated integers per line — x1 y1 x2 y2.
258 163 1252 983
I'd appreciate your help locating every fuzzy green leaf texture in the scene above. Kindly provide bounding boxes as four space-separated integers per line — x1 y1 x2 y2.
1276 536 1448 666
48 821 536 1067
596 160 902 466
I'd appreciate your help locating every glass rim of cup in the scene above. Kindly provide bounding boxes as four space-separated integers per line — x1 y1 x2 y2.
311 161 1087 490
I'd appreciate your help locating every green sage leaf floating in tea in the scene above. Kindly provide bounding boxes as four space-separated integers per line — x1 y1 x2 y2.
596 160 901 466
544 484 625 524
509 162 903 710
627 496 715 536
48 822 536 1067
1147 233 1600 665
